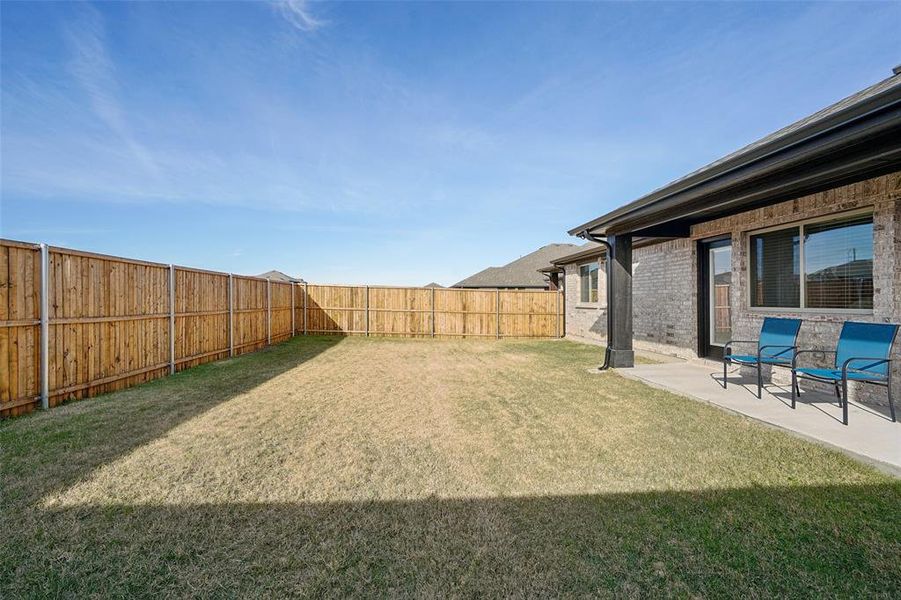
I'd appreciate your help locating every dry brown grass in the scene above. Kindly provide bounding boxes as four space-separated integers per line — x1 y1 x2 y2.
2 336 899 597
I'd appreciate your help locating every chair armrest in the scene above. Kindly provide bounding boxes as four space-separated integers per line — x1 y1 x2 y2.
841 357 892 378
758 345 796 360
724 340 757 355
792 349 836 368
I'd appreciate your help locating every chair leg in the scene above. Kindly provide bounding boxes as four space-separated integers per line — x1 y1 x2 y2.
757 363 762 399
842 377 849 426
888 372 896 422
791 370 797 409
723 359 728 389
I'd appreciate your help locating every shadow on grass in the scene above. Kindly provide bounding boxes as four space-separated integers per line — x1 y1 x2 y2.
3 338 899 596
0 336 343 505
5 483 900 597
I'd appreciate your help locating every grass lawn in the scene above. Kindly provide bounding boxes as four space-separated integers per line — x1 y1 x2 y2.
1 336 899 597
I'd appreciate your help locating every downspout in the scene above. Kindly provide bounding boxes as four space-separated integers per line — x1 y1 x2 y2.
578 231 613 370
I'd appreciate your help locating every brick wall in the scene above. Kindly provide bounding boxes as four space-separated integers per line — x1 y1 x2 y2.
632 239 695 358
692 171 901 405
561 171 901 405
563 259 606 343
563 239 696 359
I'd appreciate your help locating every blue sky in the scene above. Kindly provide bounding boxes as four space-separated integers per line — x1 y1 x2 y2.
2 1 899 285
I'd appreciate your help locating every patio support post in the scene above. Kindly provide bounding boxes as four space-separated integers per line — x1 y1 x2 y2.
606 233 634 368
39 243 49 410
169 265 176 374
228 274 234 357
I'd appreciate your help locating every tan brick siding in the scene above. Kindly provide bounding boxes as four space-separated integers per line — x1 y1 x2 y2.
562 171 901 405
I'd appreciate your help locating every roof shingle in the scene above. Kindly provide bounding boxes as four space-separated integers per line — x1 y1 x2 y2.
453 244 579 288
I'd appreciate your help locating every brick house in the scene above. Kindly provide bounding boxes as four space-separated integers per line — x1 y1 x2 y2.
554 68 901 404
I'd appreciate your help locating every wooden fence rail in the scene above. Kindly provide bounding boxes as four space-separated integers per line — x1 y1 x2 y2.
1 239 563 417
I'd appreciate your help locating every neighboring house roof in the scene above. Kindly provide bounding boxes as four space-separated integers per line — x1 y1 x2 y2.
550 242 605 266
423 282 444 288
257 270 305 283
549 237 670 267
453 244 579 288
569 67 901 238
807 259 873 281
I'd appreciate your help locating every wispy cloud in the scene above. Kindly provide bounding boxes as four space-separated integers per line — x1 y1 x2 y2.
64 4 159 176
274 0 324 32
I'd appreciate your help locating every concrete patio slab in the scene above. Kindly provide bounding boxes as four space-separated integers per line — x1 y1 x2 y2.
619 361 901 474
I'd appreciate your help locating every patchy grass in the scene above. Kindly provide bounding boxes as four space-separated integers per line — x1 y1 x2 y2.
1 336 898 597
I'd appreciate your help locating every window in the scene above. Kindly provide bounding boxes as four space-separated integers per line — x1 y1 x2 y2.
579 262 599 303
750 228 800 308
749 213 873 310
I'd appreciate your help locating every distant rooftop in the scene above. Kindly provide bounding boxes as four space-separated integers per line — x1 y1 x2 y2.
257 269 305 283
453 244 579 289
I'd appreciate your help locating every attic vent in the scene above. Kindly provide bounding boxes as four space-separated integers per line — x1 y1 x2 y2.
894 64 901 76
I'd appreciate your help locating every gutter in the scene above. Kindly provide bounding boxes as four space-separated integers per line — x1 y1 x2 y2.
577 231 614 371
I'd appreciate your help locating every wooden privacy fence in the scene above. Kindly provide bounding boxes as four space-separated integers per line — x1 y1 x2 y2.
303 284 561 338
1 239 563 417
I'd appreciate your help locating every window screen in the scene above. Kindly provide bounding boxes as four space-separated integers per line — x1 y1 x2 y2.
804 215 873 309
580 263 598 303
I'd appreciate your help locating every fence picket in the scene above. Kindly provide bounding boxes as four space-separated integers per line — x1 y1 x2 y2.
1 239 563 417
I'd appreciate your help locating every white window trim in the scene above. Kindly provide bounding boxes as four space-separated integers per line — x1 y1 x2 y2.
745 208 875 315
578 260 600 306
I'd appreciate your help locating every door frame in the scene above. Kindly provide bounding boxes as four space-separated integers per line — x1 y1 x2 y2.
697 236 732 361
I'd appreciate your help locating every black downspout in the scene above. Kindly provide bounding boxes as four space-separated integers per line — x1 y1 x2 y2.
579 231 614 370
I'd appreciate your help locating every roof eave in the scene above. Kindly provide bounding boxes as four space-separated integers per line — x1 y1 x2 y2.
568 80 901 237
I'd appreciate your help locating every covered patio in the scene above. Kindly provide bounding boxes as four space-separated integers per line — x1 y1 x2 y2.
621 359 901 473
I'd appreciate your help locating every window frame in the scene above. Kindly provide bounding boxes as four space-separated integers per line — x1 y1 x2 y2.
745 208 875 315
578 260 600 305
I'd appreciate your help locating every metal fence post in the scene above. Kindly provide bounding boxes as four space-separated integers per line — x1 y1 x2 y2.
431 287 436 338
291 283 295 337
303 282 308 335
266 278 271 345
365 285 370 337
169 265 176 374
228 274 234 357
39 243 49 409
496 289 500 340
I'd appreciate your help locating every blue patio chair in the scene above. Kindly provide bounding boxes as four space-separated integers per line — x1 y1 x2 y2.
724 317 803 399
791 321 897 425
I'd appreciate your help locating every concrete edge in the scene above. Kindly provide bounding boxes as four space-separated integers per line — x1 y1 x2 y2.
564 335 686 364
617 369 901 479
